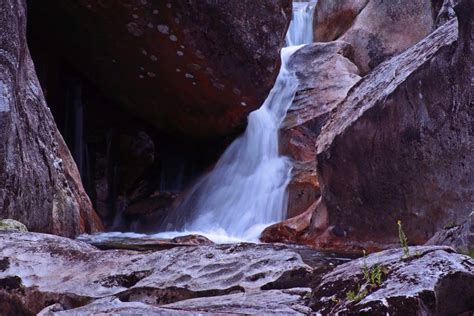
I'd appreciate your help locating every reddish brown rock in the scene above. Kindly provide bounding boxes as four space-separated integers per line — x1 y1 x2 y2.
0 0 102 237
314 0 441 73
281 41 361 219
27 0 292 138
261 200 317 244
313 0 369 42
309 0 472 251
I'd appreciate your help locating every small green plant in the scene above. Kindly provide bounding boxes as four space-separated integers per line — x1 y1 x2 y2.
397 220 410 258
346 284 368 302
364 264 383 287
360 250 384 287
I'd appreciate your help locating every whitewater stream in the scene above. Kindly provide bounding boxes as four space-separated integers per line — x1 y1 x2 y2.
83 1 317 244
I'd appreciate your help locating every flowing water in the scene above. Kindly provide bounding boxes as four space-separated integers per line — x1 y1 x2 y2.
154 0 317 242
286 1 317 46
83 1 317 244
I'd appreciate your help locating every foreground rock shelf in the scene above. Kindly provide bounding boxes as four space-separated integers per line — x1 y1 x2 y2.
1 231 473 315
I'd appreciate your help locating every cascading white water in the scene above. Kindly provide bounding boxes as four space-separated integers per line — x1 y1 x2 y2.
158 45 302 241
286 1 317 47
82 1 317 244
153 1 318 242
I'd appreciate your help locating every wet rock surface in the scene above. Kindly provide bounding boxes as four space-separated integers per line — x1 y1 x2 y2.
0 0 102 237
1 232 472 315
77 233 214 251
27 0 292 138
0 231 326 315
310 246 474 315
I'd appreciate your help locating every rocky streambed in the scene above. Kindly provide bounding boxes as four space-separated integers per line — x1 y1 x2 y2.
0 231 473 315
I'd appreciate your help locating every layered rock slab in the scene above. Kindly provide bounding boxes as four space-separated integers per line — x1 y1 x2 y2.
0 0 102 237
0 232 313 315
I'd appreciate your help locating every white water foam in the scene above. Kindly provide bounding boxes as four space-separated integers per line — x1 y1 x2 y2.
82 1 317 245
286 1 317 47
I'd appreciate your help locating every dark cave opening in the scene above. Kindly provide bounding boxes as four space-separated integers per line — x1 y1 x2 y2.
25 1 233 232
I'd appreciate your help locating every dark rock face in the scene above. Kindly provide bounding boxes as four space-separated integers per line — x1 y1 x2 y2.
0 232 315 315
28 0 292 138
310 246 474 314
314 0 441 73
311 0 473 251
0 0 102 237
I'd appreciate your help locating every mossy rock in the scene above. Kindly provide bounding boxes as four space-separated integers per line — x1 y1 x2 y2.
0 219 28 232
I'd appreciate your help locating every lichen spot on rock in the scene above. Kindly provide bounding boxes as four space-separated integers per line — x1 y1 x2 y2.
126 23 143 37
157 25 169 34
0 219 28 232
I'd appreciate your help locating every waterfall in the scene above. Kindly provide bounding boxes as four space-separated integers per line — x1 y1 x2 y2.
286 1 317 47
155 1 317 242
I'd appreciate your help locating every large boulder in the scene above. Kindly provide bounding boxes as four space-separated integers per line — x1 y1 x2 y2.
0 0 102 237
314 0 442 73
309 0 472 251
27 0 292 138
281 41 361 219
310 246 474 314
